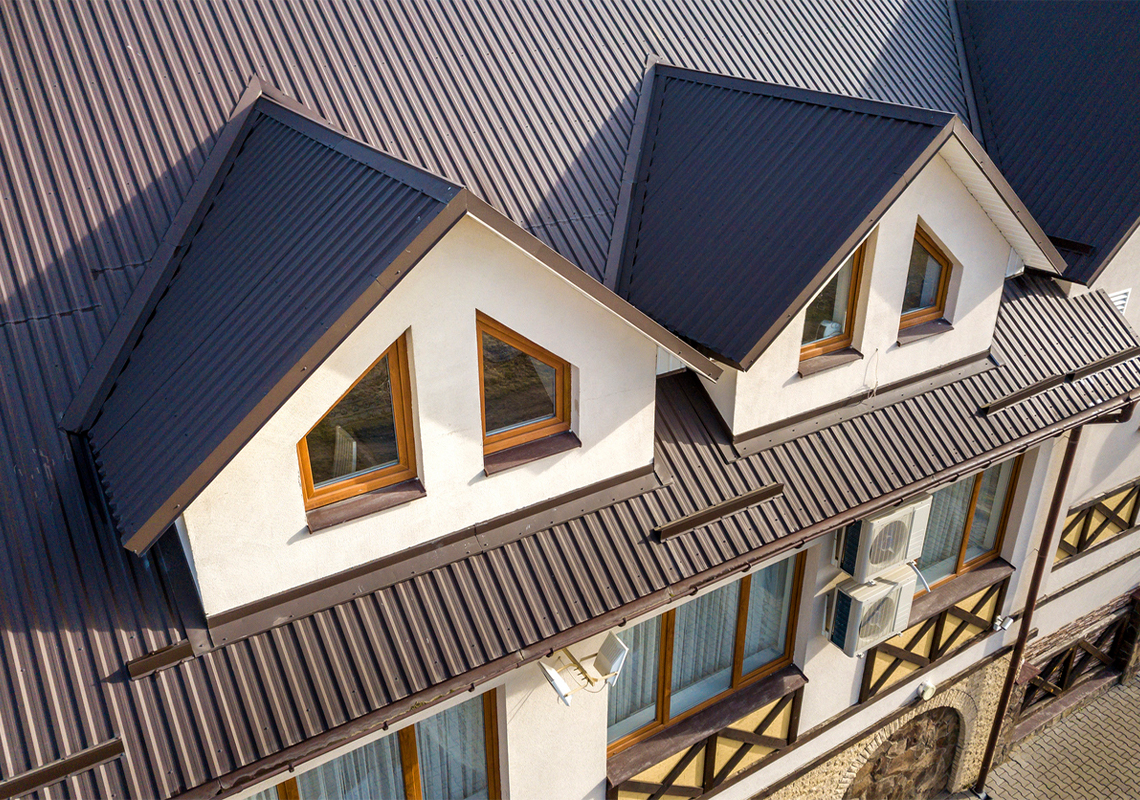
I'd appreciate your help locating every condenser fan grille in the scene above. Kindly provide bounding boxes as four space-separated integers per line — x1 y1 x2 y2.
868 519 908 565
858 594 896 642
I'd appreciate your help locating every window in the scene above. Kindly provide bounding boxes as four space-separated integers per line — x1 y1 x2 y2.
915 457 1020 589
254 693 499 800
606 555 802 751
900 227 951 328
297 335 415 510
801 244 865 359
476 312 570 455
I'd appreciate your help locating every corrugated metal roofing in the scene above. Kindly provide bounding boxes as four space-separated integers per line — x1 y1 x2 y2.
959 1 1140 284
85 102 456 546
617 66 952 366
7 269 1136 800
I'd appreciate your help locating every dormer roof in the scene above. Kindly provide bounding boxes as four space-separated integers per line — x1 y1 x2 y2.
614 65 1066 369
64 80 719 555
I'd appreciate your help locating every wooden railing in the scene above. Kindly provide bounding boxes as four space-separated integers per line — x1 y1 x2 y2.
860 574 1009 703
1020 615 1129 714
608 668 805 800
1057 478 1140 561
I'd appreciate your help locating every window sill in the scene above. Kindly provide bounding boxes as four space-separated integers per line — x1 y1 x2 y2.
483 431 581 476
798 347 862 378
306 478 426 532
606 664 807 787
908 557 1013 627
897 318 953 346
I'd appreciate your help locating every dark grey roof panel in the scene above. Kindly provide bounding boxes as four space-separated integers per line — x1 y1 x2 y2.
960 1 1140 284
87 108 455 544
618 67 951 365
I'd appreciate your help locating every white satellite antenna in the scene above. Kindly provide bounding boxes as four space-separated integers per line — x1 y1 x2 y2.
538 632 631 705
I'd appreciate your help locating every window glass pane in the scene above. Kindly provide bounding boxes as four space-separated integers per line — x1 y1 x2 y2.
608 616 661 742
902 238 944 314
248 789 281 800
416 696 490 800
802 253 855 346
965 460 1015 563
306 355 399 487
670 582 740 716
743 557 794 674
918 477 974 584
296 731 405 800
482 331 557 435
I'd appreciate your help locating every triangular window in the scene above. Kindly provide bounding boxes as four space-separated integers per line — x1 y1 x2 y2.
477 312 570 454
298 335 415 509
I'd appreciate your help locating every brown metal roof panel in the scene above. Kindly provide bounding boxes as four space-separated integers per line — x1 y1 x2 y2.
618 67 952 364
407 573 478 679
960 1 1140 283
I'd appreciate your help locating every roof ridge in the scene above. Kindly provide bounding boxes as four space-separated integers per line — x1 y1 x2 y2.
654 63 956 128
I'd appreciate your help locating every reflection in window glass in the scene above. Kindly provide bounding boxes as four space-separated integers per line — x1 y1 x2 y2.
902 238 944 314
305 355 398 487
670 582 740 716
743 557 794 674
966 461 1015 563
296 730 405 800
608 616 661 742
918 477 974 584
417 698 490 800
803 252 856 346
481 331 557 435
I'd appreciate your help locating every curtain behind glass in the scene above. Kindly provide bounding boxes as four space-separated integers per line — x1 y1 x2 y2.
742 558 793 675
416 696 489 800
670 582 740 716
965 461 1014 562
296 732 404 800
608 616 661 741
918 478 973 583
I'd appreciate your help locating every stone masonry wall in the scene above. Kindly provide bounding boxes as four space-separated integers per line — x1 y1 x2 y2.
757 654 1010 800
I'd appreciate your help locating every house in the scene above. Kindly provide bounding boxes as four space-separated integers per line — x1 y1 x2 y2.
1 3 1139 800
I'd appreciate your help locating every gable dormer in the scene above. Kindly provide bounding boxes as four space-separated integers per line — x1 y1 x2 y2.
615 65 1066 439
63 80 718 620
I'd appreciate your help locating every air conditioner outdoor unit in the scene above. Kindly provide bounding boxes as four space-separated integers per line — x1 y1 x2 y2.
825 564 917 657
833 494 932 584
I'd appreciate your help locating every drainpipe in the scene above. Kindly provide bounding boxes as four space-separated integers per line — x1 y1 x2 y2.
972 425 1083 798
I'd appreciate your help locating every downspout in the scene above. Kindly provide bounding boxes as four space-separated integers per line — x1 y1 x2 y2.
972 425 1083 798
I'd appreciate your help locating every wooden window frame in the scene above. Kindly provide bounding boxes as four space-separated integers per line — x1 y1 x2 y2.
271 690 500 800
899 226 953 329
297 335 416 511
607 554 805 756
800 243 866 361
476 311 571 456
917 456 1023 596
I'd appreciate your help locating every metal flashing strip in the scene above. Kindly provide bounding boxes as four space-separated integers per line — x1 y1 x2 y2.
205 463 660 647
734 348 997 457
127 640 196 680
0 739 124 800
655 482 784 541
981 345 1140 414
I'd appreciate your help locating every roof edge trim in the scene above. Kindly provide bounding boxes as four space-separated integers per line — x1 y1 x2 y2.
60 77 268 433
464 194 721 381
1081 210 1140 287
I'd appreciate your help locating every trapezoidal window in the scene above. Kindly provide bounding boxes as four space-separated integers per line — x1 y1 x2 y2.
297 335 415 510
801 243 866 359
476 312 570 455
900 227 952 328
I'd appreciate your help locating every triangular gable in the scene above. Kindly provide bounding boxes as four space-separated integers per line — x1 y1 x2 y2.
65 79 719 555
614 64 1065 369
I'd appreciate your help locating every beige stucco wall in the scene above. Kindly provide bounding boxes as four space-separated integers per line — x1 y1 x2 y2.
703 153 1014 435
182 215 660 616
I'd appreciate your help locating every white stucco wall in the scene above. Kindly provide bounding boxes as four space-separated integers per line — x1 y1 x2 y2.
182 216 660 615
703 153 1014 436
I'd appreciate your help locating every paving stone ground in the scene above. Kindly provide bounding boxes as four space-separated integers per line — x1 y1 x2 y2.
941 672 1140 800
